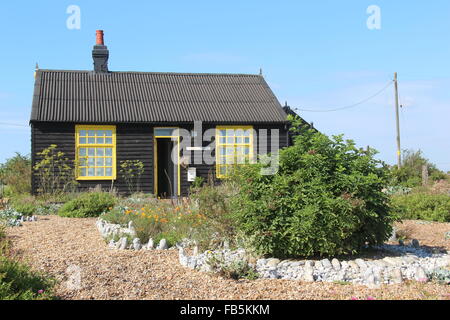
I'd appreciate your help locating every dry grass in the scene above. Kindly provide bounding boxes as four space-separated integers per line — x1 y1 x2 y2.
5 216 450 300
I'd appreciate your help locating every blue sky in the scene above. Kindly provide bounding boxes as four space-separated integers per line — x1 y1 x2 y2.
0 1 449 171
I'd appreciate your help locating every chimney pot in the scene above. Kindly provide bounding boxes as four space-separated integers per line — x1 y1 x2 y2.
92 30 109 73
96 30 104 45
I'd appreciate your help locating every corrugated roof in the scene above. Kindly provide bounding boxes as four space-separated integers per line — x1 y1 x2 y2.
30 70 288 124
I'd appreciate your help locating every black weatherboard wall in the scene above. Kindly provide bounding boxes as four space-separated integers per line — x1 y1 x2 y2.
31 122 154 194
31 122 288 196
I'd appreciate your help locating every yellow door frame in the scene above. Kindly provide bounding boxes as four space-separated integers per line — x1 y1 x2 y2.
153 127 181 197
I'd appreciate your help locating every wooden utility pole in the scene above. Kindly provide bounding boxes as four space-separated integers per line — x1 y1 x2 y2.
394 73 401 169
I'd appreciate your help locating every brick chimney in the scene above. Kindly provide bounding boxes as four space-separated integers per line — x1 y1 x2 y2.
92 30 109 73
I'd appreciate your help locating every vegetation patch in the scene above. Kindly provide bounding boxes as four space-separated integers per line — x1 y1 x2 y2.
101 195 206 246
391 193 450 222
0 226 56 300
58 192 116 218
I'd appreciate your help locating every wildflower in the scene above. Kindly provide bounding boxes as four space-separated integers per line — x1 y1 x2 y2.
351 297 358 300
38 289 44 294
366 296 375 300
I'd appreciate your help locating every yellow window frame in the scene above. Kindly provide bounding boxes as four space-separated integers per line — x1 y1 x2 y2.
216 125 254 179
75 125 117 180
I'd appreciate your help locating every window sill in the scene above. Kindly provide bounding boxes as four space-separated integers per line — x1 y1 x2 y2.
76 177 116 181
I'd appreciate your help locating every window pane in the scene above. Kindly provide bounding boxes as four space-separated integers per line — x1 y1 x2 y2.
79 148 86 156
244 130 251 137
96 168 105 176
236 137 243 144
155 128 176 136
79 168 86 176
88 137 95 144
79 137 87 144
97 130 104 137
105 130 112 137
96 158 105 166
97 137 105 144
79 158 87 166
105 138 113 144
87 158 95 166
88 130 95 136
227 137 234 144
88 168 95 176
88 148 95 156
105 167 113 176
219 166 226 175
219 130 226 136
79 130 87 137
244 147 250 155
105 158 113 166
226 147 234 155
105 148 113 156
244 137 250 144
97 148 104 157
226 129 235 137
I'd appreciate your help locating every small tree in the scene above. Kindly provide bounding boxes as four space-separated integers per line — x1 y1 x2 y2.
0 153 31 195
119 160 145 194
391 149 447 187
34 145 77 196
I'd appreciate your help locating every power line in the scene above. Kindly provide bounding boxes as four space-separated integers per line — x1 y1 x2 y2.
0 122 29 128
293 80 394 113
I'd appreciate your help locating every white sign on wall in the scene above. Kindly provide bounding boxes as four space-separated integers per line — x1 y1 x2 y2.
187 168 197 182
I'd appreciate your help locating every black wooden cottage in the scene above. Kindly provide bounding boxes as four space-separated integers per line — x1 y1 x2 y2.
30 31 292 197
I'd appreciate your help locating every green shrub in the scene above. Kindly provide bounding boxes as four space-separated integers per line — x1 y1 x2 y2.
58 192 116 218
34 145 78 196
9 195 41 217
119 160 145 194
0 153 31 195
229 118 395 259
391 193 450 222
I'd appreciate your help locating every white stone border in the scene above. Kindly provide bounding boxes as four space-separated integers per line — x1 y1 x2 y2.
178 242 450 287
96 218 170 250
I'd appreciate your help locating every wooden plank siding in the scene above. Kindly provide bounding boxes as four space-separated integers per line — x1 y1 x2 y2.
31 122 289 196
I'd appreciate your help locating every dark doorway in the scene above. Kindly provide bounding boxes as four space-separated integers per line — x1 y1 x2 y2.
156 138 177 198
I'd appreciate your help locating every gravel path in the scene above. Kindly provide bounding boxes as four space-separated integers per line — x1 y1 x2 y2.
6 216 450 300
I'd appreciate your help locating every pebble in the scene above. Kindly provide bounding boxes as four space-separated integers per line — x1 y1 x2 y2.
157 239 168 250
266 258 280 268
331 258 341 270
132 238 142 251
